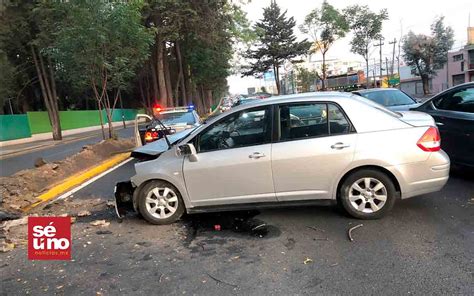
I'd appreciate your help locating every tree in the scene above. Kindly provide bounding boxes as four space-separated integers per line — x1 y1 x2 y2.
52 0 154 139
344 5 388 89
242 1 311 94
0 0 63 139
300 1 348 90
295 66 319 93
402 17 454 94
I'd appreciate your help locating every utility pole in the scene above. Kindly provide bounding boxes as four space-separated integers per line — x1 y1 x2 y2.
374 37 384 87
385 57 390 86
389 38 397 77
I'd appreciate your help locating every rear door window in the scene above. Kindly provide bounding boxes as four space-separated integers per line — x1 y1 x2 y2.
433 86 474 113
279 103 328 140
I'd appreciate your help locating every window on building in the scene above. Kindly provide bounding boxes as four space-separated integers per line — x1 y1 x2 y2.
453 54 463 62
461 62 464 72
452 74 465 86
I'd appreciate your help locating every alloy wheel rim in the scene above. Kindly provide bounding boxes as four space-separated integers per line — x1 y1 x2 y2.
349 178 387 214
145 187 179 219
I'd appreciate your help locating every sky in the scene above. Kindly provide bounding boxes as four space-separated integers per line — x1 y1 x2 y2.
227 0 474 94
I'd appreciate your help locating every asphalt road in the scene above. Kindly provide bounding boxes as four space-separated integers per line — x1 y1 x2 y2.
1 161 473 295
0 127 134 177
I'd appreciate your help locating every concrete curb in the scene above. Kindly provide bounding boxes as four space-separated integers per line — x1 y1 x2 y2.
23 152 131 212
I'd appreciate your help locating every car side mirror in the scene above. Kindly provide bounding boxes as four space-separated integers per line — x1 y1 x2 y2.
177 143 198 162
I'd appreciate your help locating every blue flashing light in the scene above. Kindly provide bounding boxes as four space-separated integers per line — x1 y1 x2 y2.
188 104 195 110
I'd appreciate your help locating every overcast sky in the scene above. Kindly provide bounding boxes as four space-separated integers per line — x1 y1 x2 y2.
227 0 474 94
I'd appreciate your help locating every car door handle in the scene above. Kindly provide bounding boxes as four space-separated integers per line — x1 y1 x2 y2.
249 152 266 159
435 122 444 126
331 142 350 150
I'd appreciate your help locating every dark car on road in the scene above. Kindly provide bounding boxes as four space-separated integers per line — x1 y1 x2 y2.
353 88 420 111
411 82 474 168
139 106 201 145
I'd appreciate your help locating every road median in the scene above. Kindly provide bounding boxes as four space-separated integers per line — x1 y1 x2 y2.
23 152 130 212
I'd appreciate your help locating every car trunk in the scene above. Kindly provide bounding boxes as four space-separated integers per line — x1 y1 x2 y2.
397 111 435 127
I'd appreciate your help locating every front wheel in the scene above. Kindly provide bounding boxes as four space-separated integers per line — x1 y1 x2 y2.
339 169 397 219
138 180 185 225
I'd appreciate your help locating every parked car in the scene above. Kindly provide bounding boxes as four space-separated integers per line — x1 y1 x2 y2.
353 88 420 111
232 97 260 107
139 106 201 145
115 92 449 224
411 82 474 168
248 92 272 99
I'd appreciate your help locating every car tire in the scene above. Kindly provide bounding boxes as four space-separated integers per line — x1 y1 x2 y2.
138 180 185 225
339 169 397 219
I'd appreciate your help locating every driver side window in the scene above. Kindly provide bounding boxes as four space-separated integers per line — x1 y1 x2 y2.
433 86 474 113
198 107 271 152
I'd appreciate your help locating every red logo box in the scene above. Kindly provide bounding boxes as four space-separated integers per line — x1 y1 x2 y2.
28 217 71 260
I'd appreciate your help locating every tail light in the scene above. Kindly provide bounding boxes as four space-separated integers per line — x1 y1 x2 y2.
144 132 153 142
417 126 441 152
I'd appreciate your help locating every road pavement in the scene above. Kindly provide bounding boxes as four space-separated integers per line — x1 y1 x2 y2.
0 127 135 177
1 161 473 295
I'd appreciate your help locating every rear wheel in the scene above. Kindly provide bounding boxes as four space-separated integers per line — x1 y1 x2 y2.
339 169 397 219
138 180 185 225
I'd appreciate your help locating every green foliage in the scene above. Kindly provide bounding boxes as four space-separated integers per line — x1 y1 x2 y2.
300 1 348 55
242 1 311 84
402 16 454 77
51 0 154 93
343 5 388 61
296 66 319 93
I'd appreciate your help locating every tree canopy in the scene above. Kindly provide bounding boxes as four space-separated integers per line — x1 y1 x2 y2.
344 5 388 88
402 16 454 94
242 1 311 94
300 0 348 90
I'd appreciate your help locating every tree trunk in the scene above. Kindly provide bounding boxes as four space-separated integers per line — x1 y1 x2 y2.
156 39 168 107
273 64 280 95
422 75 430 95
182 54 193 105
206 89 213 112
365 58 369 89
163 46 173 107
149 60 159 105
175 41 187 106
31 46 62 140
321 52 326 91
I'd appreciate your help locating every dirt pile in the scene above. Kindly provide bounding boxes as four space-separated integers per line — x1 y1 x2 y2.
0 139 134 214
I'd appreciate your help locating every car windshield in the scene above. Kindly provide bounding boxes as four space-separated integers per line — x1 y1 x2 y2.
351 95 402 118
157 111 195 125
359 90 415 107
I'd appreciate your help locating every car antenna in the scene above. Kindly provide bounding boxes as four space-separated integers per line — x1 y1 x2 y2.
153 115 172 149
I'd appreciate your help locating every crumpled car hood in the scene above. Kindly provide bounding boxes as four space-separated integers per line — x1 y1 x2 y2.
133 128 195 156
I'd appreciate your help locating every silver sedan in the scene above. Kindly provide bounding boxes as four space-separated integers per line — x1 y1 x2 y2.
117 92 450 224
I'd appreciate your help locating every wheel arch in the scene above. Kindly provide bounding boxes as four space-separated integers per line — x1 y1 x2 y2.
336 165 402 202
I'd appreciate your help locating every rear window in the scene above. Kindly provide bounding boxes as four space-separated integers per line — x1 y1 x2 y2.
360 90 415 107
158 111 196 125
351 95 401 118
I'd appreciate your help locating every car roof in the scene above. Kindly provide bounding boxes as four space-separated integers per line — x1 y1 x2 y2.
353 88 400 94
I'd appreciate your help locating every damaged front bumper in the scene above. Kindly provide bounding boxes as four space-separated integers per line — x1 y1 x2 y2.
114 181 136 218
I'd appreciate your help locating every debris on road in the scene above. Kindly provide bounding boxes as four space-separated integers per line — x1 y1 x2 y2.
348 224 364 242
90 220 110 227
0 216 28 252
77 210 91 217
0 139 134 213
206 273 238 288
307 226 325 232
34 157 47 168
303 257 313 264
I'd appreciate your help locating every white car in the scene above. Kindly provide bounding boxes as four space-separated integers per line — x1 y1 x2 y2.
116 92 450 224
